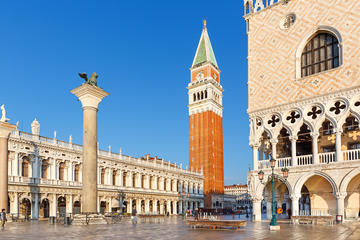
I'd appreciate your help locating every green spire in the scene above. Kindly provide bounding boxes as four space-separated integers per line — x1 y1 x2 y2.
192 21 218 68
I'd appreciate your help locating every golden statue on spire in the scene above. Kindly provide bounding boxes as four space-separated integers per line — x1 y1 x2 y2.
203 19 207 29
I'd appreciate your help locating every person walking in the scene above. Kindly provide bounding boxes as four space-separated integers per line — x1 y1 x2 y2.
131 207 137 225
0 209 7 230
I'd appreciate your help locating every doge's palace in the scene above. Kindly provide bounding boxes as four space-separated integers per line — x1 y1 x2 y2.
6 119 203 219
244 0 360 221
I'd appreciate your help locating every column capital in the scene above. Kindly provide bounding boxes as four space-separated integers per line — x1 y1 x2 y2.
289 136 298 141
310 132 319 138
335 192 347 199
71 84 109 109
270 139 278 144
290 193 301 200
335 129 343 135
0 122 16 139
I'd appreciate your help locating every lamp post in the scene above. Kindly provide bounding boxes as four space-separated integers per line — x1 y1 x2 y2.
258 158 289 231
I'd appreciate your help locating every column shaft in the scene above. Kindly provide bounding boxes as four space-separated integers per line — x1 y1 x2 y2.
312 133 319 164
336 131 343 162
291 138 297 166
82 107 98 213
0 137 9 211
252 145 258 170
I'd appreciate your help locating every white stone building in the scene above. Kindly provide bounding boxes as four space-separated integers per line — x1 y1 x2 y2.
244 0 360 221
7 119 204 219
224 185 252 211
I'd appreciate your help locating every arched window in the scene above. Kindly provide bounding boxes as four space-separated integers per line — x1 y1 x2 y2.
59 163 65 180
74 164 80 182
100 168 105 184
197 92 200 100
41 161 48 179
112 170 117 186
201 91 204 100
301 32 339 77
22 158 29 177
193 93 196 102
205 90 207 99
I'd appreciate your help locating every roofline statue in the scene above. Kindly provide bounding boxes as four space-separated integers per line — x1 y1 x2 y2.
78 72 98 86
0 104 9 123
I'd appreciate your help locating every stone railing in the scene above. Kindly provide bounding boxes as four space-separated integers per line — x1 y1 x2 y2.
319 152 336 164
257 149 360 170
10 130 203 178
244 0 285 16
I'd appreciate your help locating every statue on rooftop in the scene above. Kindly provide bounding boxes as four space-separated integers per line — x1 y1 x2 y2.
78 72 98 86
0 104 9 123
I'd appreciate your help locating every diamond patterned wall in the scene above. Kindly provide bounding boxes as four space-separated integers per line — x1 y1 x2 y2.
247 0 360 113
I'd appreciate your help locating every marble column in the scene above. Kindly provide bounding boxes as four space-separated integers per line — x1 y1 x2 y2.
312 133 319 164
153 200 157 214
290 136 297 166
290 194 300 217
336 130 343 162
11 192 19 217
336 193 346 218
71 83 109 213
32 193 39 220
0 122 16 212
160 201 164 215
178 201 183 215
67 195 73 216
145 199 150 213
252 144 259 170
252 199 262 221
173 201 177 215
127 199 132 214
50 194 57 217
270 139 278 159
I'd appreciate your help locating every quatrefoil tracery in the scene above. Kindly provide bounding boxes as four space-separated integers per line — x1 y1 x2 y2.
307 106 322 119
286 111 300 124
268 115 280 127
330 101 346 115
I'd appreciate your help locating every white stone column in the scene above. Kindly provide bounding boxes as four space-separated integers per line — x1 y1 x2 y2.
312 133 319 164
68 163 73 182
167 201 171 215
291 136 297 166
13 152 19 176
67 195 73 216
252 144 259 170
153 200 157 214
160 201 164 215
271 139 278 159
136 199 141 213
178 201 183 215
173 201 177 215
119 171 123 186
51 159 57 180
336 130 343 162
252 199 262 221
290 194 300 216
336 193 346 218
50 194 57 217
0 122 16 212
145 199 150 213
32 193 39 219
108 197 112 213
11 192 19 217
71 83 109 213
127 199 132 213
97 196 100 213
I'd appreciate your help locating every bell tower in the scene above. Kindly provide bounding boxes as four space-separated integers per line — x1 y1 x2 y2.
188 21 224 208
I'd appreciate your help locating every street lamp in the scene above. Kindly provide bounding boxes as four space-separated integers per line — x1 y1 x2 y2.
257 158 289 230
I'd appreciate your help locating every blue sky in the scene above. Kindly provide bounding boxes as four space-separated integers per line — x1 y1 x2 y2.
0 0 250 184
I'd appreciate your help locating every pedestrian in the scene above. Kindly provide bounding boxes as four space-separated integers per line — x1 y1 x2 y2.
0 209 7 230
131 207 137 225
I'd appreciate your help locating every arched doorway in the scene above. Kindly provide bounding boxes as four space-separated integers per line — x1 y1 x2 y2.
20 198 31 219
100 201 106 214
149 200 153 213
262 179 291 220
141 200 145 214
21 157 30 177
73 201 81 215
299 175 336 216
299 185 311 215
157 201 160 214
40 199 50 218
345 173 360 219
58 197 66 217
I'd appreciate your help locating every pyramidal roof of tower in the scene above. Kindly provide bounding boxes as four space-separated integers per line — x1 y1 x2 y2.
191 21 218 69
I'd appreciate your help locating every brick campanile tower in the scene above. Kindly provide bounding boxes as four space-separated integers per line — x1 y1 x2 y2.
188 20 224 208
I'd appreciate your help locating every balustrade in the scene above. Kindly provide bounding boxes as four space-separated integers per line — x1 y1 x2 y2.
343 149 360 161
297 154 313 166
319 152 336 164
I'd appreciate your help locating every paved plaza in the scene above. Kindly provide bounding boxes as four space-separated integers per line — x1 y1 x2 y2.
0 217 359 240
